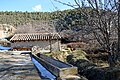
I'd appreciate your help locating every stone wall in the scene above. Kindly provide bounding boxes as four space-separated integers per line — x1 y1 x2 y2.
11 40 61 51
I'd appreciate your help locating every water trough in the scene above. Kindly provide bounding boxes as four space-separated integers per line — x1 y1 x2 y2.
31 53 78 79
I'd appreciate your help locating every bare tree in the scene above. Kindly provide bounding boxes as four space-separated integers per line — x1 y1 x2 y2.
117 0 120 64
54 0 119 67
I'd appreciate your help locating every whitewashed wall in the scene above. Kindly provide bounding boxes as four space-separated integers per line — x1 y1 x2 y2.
0 30 5 38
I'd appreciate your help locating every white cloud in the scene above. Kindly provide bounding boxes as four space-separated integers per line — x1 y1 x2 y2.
32 4 42 11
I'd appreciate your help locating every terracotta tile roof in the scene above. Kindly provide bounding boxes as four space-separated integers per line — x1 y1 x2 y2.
10 33 61 41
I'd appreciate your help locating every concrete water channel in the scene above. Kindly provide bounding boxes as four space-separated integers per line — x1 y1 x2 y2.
32 57 56 80
32 53 79 80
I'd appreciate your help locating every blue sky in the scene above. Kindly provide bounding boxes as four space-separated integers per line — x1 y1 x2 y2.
0 0 75 12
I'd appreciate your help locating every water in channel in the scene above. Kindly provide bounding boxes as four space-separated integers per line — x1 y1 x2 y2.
31 57 56 80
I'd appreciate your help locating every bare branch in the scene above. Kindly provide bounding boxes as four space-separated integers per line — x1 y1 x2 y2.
74 0 81 8
50 0 60 11
54 0 77 8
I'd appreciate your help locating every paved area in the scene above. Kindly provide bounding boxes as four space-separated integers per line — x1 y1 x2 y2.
0 51 41 80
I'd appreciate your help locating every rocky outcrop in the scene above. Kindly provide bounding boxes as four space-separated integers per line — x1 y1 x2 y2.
0 24 16 38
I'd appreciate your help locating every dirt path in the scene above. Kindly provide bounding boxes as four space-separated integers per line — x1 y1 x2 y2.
0 51 41 80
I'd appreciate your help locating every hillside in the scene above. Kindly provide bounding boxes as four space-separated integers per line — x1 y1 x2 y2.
0 9 84 29
0 11 51 27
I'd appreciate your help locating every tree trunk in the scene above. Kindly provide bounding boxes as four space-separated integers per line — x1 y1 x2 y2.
118 0 120 62
108 52 116 67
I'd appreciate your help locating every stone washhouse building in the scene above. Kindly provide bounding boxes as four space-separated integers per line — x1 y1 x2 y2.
10 33 61 52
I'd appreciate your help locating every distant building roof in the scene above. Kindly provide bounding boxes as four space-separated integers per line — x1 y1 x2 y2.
0 46 11 50
10 33 61 41
0 39 11 43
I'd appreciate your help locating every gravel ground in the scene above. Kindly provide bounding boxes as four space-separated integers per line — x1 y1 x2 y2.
0 51 41 80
